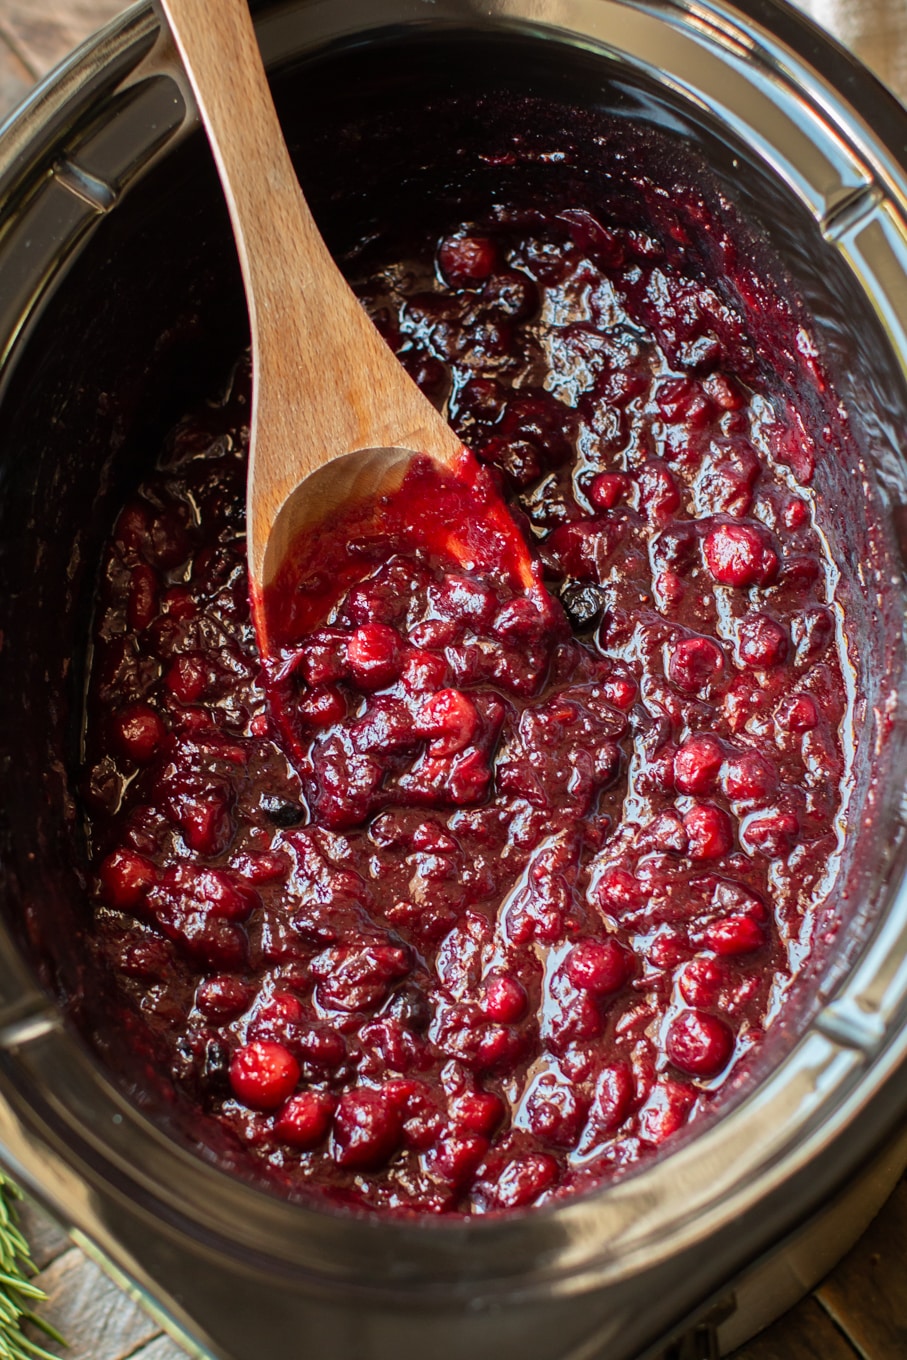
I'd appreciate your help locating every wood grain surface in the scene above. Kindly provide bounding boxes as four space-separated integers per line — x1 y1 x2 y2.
1 2 907 1359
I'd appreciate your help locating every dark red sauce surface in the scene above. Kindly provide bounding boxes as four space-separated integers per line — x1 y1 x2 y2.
81 152 855 1215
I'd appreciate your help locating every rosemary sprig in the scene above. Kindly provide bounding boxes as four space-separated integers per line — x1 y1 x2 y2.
0 1177 65 1359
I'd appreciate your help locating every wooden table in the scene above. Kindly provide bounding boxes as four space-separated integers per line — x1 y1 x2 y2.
2 1 907 1357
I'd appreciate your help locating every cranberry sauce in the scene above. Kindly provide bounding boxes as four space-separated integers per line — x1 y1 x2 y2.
81 129 857 1216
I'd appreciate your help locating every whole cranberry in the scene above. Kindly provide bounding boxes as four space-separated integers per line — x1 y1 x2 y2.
565 939 631 995
250 992 305 1041
683 804 734 860
437 234 498 287
603 675 637 710
737 613 788 668
229 1041 300 1110
452 1090 505 1137
668 636 724 693
666 1009 734 1077
99 848 156 909
112 702 166 764
481 974 528 1023
702 915 765 955
674 735 723 795
703 521 779 587
333 1086 403 1169
777 694 819 732
678 957 724 1008
347 624 402 689
784 497 808 529
276 1090 336 1149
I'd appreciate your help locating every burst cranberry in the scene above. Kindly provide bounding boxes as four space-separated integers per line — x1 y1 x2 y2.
127 564 159 631
668 636 724 693
638 460 681 524
165 865 257 921
493 597 549 641
297 685 346 727
229 1042 300 1110
639 1079 697 1143
276 1091 336 1149
656 376 711 425
485 1153 558 1209
525 1076 586 1147
592 1063 634 1133
432 1133 490 1187
666 1010 734 1077
250 992 305 1040
483 270 539 320
196 975 251 1022
589 472 630 510
679 957 723 1008
162 585 196 620
683 804 734 860
674 735 723 794
703 521 779 586
595 866 645 911
741 810 800 857
565 939 631 994
723 751 777 801
453 1091 505 1136
112 702 166 763
99 849 156 909
347 624 402 689
333 1086 403 1169
165 654 209 703
401 650 448 693
415 688 478 755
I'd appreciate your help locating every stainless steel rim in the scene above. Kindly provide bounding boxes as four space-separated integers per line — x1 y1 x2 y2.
0 0 905 1306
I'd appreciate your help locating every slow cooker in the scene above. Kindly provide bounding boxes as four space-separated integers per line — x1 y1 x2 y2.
1 1 907 1357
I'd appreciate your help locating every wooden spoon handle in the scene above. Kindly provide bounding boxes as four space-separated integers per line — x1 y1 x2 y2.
159 0 349 340
158 0 464 585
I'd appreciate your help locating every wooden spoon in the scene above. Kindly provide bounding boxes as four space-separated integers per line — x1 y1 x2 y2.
158 0 532 657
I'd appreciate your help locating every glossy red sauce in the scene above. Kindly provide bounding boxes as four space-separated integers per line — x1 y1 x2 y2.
81 163 855 1215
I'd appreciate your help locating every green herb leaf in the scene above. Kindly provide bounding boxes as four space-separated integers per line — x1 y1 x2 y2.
0 1176 64 1358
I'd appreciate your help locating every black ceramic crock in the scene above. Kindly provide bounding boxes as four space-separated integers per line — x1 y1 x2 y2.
2 2 907 1357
